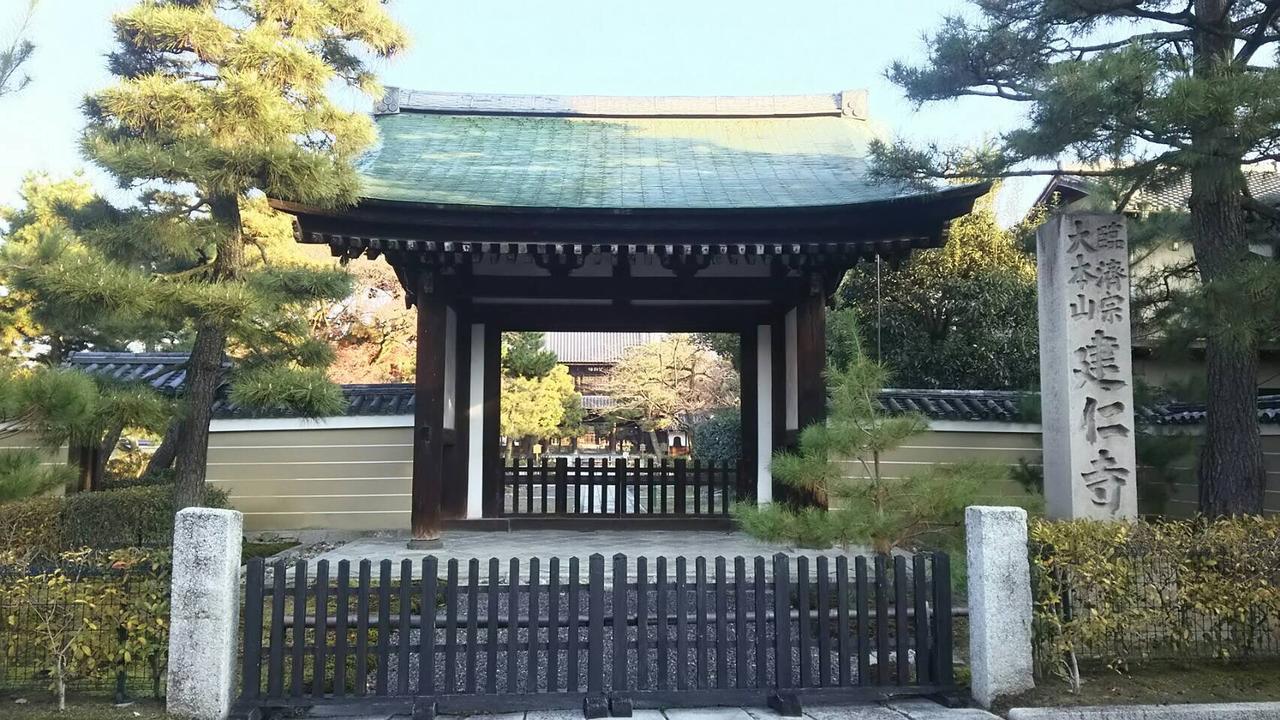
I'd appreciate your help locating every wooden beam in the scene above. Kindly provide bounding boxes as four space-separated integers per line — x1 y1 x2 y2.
481 324 502 518
459 275 810 303
469 304 771 332
738 327 758 502
795 284 828 428
411 275 447 543
771 310 787 452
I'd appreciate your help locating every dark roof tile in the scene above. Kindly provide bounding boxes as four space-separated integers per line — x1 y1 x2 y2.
63 352 1279 426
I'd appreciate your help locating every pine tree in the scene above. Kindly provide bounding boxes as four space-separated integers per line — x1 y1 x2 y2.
734 311 997 553
80 0 406 508
871 1 1280 516
503 332 559 379
0 0 37 99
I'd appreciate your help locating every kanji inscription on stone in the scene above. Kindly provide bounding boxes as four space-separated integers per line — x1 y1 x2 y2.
1037 214 1137 520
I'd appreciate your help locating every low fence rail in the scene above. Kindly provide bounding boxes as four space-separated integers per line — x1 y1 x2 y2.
501 458 740 518
239 551 955 713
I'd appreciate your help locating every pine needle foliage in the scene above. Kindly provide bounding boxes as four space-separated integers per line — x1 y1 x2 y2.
870 1 1280 515
734 311 996 554
76 0 406 507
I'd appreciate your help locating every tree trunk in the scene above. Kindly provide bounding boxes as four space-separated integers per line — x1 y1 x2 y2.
71 442 93 493
173 194 243 510
142 418 181 478
648 429 664 457
92 419 126 490
1189 0 1268 515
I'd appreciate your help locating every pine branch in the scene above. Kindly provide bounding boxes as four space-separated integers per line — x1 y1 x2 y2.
1234 2 1280 64
1058 31 1192 54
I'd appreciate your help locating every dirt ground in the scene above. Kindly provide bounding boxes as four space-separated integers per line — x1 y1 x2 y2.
995 659 1280 713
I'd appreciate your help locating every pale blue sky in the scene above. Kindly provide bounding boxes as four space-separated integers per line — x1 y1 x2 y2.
0 0 1041 221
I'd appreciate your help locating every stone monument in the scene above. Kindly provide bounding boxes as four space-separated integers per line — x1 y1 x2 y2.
1037 213 1138 519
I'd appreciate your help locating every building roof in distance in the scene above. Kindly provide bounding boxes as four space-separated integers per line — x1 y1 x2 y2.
64 351 199 394
1035 169 1280 213
355 87 952 210
542 332 665 364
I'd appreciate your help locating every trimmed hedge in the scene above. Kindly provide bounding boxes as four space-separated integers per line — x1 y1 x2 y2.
691 409 740 464
0 483 229 560
1030 516 1280 685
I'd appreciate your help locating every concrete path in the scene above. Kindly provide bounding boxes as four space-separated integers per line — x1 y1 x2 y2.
309 530 872 583
309 699 999 720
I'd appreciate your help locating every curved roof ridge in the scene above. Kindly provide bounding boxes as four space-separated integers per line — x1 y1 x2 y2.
376 87 869 119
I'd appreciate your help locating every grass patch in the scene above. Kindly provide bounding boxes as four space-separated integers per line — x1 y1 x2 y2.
1 697 167 719
996 660 1280 713
242 539 299 562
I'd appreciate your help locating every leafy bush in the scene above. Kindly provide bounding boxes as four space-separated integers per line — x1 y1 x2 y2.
0 483 229 561
691 409 740 464
0 548 171 706
0 495 62 560
1030 517 1280 690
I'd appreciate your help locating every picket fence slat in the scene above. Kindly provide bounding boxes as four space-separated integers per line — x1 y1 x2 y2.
796 556 811 688
894 555 910 686
376 560 392 696
443 559 459 693
314 560 329 698
464 559 479 694
548 557 561 692
242 550 957 712
421 557 438 696
242 559 265 701
335 560 350 698
656 556 670 691
500 458 736 517
816 556 831 687
636 557 650 690
399 560 414 696
354 560 370 696
291 560 307 697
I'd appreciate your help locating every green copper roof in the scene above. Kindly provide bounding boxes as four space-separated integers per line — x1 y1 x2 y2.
356 91 919 210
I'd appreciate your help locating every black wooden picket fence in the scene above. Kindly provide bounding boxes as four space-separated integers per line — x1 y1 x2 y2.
502 458 739 517
238 552 954 716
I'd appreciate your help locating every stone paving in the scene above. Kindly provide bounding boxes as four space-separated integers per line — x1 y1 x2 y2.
308 530 873 583
309 699 1000 720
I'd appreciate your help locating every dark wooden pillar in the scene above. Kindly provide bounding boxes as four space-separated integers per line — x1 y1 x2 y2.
771 310 788 450
795 284 827 427
481 324 502 517
442 306 470 519
738 326 758 501
411 274 447 544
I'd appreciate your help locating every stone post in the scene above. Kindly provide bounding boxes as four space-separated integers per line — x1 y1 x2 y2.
1037 213 1138 519
167 508 243 720
966 506 1035 708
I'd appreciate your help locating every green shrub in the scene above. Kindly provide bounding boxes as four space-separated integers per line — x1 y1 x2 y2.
0 548 172 703
1030 516 1280 689
691 409 740 464
0 483 229 560
0 495 62 560
0 449 75 503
